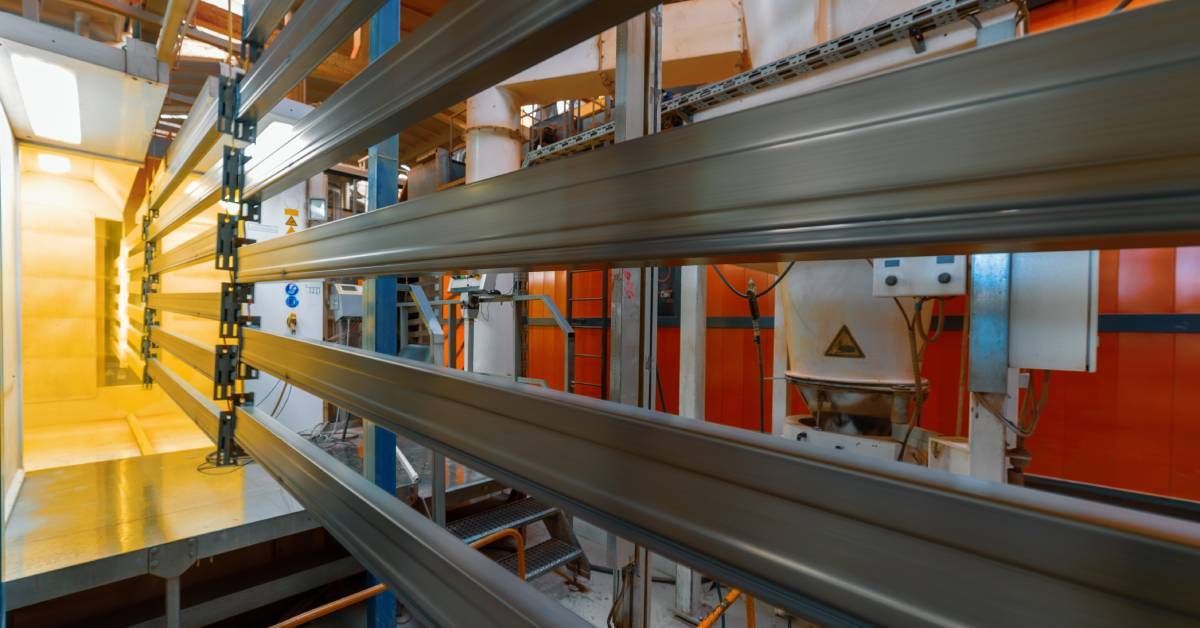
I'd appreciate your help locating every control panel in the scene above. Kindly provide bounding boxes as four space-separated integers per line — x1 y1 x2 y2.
448 273 497 294
872 255 966 297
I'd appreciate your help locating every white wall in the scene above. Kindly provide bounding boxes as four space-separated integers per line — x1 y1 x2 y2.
0 98 20 519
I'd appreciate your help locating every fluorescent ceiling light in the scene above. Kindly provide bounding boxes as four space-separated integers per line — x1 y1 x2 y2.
11 54 82 145
37 153 71 174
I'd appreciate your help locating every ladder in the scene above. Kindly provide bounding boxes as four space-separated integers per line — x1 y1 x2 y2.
566 269 608 399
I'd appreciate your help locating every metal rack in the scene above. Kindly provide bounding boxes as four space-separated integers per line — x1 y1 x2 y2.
128 1 1200 626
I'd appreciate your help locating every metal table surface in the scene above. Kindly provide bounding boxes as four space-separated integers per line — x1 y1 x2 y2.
3 447 317 609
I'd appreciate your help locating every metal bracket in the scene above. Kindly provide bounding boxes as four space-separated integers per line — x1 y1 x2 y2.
217 74 256 142
214 344 259 400
241 198 262 223
909 27 927 53
221 146 247 205
215 214 257 270
220 282 259 338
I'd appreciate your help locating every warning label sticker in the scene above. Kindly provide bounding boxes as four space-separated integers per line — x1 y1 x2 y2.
824 324 865 358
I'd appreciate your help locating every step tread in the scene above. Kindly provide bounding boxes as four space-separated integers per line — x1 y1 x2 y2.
499 538 584 581
448 497 556 544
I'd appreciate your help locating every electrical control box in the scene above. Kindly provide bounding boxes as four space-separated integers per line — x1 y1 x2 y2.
448 273 496 294
872 255 966 297
329 283 363 320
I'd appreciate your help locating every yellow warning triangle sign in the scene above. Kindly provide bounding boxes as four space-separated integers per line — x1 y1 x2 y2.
286 226 296 234
824 324 865 358
284 216 298 227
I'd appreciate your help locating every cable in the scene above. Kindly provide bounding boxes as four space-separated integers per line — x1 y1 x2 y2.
976 369 1052 438
711 262 795 300
1111 0 1134 13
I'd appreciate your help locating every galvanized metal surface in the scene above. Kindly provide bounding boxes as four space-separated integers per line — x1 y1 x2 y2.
968 254 1011 393
241 0 291 49
3 447 313 608
240 327 1200 626
240 2 1200 281
241 0 660 201
234 404 589 628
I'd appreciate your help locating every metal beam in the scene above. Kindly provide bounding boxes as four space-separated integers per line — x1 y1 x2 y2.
156 0 187 63
238 0 387 121
146 358 220 442
237 327 1200 626
241 0 290 50
148 77 221 217
239 2 1200 282
148 326 216 379
233 404 589 628
240 0 659 202
149 225 216 275
147 292 221 320
147 166 221 243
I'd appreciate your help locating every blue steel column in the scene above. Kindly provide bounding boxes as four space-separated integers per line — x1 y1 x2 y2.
364 1 400 626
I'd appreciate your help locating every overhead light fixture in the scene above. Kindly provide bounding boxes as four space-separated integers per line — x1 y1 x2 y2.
11 53 82 145
37 153 71 174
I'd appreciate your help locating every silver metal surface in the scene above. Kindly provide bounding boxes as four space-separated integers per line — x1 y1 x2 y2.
149 326 216 380
149 77 221 216
398 283 444 366
241 0 290 49
3 447 313 608
237 0 388 120
241 0 659 201
149 225 217 275
147 292 221 320
233 404 589 627
147 166 222 243
240 2 1200 281
968 254 1011 393
147 357 219 441
239 327 1200 626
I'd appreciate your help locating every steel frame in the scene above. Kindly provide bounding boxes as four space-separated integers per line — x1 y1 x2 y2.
238 3 1200 281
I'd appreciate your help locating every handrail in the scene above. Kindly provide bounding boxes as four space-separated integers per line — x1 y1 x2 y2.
270 584 387 628
470 528 527 581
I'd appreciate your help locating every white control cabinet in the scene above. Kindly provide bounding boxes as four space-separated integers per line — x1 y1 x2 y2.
872 255 967 297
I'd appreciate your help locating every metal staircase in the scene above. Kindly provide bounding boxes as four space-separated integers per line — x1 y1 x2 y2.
448 495 590 581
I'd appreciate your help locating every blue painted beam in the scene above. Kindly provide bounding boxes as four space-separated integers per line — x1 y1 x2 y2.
366 2 401 626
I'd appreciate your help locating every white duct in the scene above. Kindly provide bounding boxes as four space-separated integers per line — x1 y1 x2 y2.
465 87 521 377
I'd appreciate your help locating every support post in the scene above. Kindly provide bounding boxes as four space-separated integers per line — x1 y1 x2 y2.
674 265 705 620
967 253 1014 483
363 2 401 626
608 8 661 628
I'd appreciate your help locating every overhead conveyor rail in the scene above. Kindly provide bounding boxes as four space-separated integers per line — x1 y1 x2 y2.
238 2 1200 281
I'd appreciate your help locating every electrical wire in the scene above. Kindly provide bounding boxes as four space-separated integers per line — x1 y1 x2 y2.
1111 0 1134 13
712 262 795 300
976 369 1052 438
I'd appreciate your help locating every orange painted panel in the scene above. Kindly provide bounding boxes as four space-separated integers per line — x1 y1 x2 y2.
1117 249 1175 313
1172 335 1200 500
1176 247 1200 313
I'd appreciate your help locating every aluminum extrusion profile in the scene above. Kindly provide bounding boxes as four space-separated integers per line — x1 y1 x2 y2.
237 0 390 121
149 225 218 275
148 78 221 216
238 1 1200 282
240 0 661 202
147 358 220 442
239 327 1200 626
149 326 217 380
233 404 590 628
147 292 222 320
147 167 222 243
242 0 291 54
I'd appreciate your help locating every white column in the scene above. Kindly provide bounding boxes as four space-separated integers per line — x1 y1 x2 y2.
674 265 706 619
464 87 521 377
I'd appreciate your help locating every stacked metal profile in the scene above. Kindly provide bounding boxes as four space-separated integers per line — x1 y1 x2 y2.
132 1 1200 626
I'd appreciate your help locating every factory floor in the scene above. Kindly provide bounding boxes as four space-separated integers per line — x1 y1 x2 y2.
22 411 212 470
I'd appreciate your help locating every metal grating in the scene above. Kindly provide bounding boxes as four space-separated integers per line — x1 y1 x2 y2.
500 539 584 581
447 498 557 544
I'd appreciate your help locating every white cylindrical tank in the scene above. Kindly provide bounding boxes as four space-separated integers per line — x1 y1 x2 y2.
782 259 920 386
